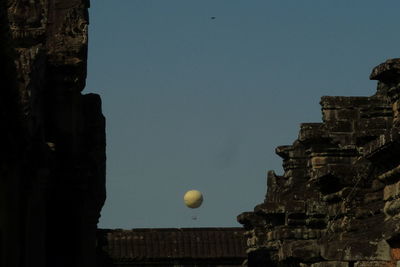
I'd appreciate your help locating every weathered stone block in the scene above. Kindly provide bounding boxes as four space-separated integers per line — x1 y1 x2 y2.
327 120 354 132
280 240 320 262
384 199 400 217
299 123 330 146
323 187 352 203
364 191 383 204
321 240 391 261
354 202 382 219
355 261 396 267
310 155 355 170
311 261 348 267
357 118 392 131
384 182 400 201
371 179 386 192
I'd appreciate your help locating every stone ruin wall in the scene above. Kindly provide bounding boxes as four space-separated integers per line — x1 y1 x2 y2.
238 58 400 267
2 0 400 266
0 0 105 266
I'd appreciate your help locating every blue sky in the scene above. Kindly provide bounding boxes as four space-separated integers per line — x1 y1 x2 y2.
86 1 400 229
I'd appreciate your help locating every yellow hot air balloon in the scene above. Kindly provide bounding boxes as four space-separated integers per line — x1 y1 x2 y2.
183 190 203 209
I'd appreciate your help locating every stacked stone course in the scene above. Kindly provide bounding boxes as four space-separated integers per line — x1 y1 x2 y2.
238 58 400 267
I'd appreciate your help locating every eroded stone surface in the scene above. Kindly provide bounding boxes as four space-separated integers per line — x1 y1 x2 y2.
0 0 105 266
238 59 400 266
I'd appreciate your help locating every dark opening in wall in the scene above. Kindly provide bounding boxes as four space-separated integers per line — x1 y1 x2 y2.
248 249 275 267
387 235 400 261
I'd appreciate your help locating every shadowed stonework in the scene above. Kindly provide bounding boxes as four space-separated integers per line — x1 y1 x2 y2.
238 59 400 266
3 0 400 266
0 0 105 266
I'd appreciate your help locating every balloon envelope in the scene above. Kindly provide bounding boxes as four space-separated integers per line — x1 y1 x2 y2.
183 190 203 208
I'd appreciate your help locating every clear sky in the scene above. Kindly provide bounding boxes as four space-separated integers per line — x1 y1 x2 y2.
86 1 400 229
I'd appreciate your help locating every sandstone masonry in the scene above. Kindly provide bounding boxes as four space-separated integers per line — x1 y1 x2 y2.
0 0 105 266
238 58 400 267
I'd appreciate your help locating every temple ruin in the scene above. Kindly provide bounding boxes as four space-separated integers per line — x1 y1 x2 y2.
238 59 400 266
1 0 105 266
2 0 400 266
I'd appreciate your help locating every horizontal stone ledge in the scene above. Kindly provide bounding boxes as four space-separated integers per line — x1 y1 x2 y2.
275 145 292 159
266 227 324 241
323 187 353 203
354 203 383 219
310 156 356 169
311 165 357 179
325 120 354 133
299 123 328 143
279 240 321 262
356 118 392 131
310 261 349 267
321 96 385 109
320 239 391 261
254 201 306 214
322 108 360 122
355 261 397 267
364 191 383 204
